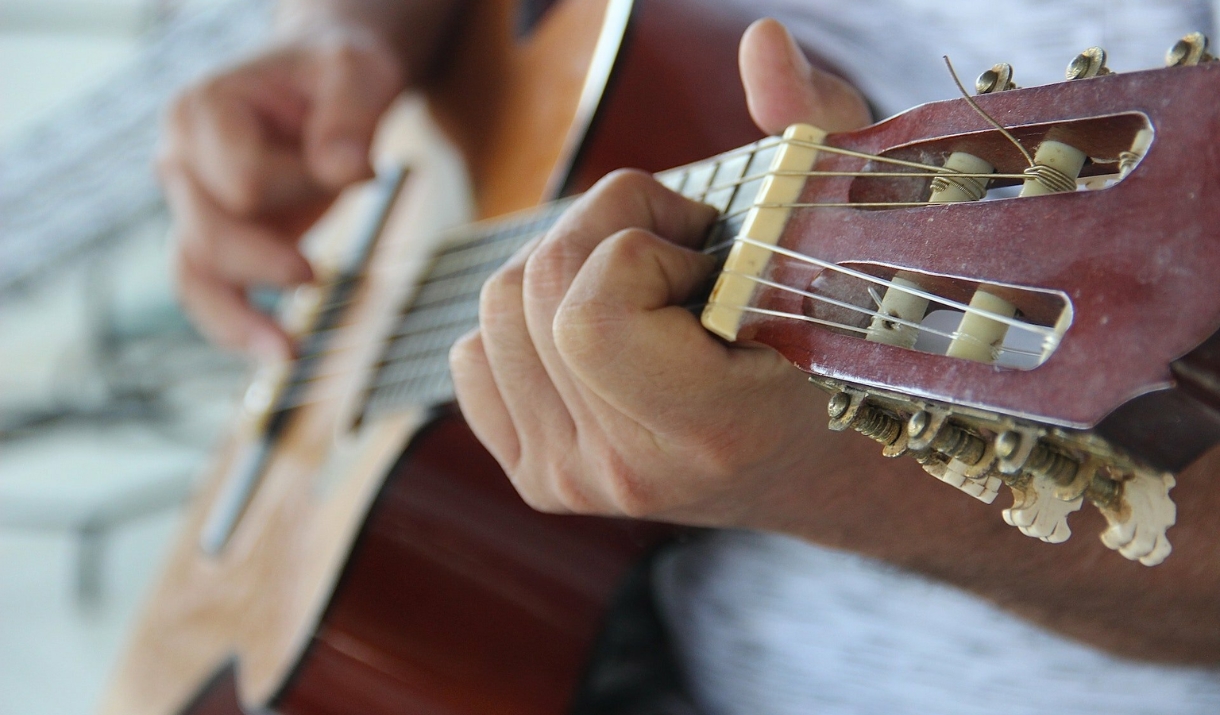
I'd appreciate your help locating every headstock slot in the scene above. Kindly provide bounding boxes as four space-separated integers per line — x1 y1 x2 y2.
845 112 1152 207
793 261 1071 370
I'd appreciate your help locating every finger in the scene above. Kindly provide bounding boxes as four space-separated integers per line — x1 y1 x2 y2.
519 171 717 452
477 242 583 511
554 228 728 413
555 227 809 443
304 41 403 188
449 329 520 469
176 247 293 361
170 80 328 217
163 172 314 288
739 18 871 135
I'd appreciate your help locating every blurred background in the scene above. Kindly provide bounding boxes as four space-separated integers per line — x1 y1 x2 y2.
1 1 269 711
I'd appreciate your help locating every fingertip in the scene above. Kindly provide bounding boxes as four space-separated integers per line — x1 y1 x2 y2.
739 19 870 134
279 249 316 286
739 18 805 135
248 326 294 364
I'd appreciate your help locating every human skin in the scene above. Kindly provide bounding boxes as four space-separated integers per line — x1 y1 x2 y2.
158 0 464 360
160 3 1220 663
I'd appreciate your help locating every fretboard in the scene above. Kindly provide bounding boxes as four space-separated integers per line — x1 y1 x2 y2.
360 137 780 419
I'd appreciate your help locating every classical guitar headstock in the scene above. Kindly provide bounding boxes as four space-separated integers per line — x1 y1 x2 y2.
702 35 1220 565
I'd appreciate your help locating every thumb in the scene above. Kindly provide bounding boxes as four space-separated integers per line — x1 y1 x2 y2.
304 44 403 188
739 18 871 135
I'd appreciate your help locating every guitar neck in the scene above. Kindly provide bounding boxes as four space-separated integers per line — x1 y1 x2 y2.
353 137 782 420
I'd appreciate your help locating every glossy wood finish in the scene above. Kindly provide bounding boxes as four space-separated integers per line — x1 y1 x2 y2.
277 416 667 715
1097 328 1220 471
740 64 1220 430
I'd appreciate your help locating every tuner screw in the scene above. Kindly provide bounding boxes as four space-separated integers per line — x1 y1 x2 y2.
828 391 852 420
1066 47 1112 80
1167 32 1215 67
995 431 1021 460
975 63 1017 94
908 411 932 440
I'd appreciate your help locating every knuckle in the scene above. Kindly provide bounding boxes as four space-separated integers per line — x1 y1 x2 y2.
523 232 578 296
593 448 660 518
601 227 655 267
513 483 567 515
605 468 657 518
552 297 611 365
479 262 525 319
506 457 572 515
549 462 599 514
447 331 485 376
595 168 657 199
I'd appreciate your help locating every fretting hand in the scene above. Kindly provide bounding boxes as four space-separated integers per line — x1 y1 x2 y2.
449 19 871 526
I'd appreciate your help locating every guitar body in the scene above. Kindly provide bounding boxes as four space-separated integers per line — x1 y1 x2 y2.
102 1 761 713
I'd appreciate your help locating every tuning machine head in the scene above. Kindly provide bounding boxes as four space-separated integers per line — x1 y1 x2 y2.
975 63 1017 94
1166 32 1215 67
1066 47 1112 80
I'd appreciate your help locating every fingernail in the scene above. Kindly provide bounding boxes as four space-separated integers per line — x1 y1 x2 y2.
249 331 291 364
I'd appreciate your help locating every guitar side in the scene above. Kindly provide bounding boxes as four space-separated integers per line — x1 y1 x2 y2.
100 1 762 713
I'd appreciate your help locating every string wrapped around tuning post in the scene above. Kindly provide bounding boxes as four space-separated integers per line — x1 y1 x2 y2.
1022 163 1078 194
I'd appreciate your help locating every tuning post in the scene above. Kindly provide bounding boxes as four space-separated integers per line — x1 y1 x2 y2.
928 152 994 204
1119 128 1154 179
975 63 1017 94
1023 440 1080 486
908 411 987 465
1019 140 1086 197
827 391 905 451
865 273 929 349
1066 46 1112 80
1166 32 1215 67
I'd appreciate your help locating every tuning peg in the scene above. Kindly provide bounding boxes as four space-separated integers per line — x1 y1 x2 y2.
1094 471 1176 566
975 63 1017 94
1003 473 1082 543
1166 32 1215 67
1066 47 1112 80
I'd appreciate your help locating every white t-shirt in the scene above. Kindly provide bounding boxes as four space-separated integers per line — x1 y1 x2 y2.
654 2 1220 713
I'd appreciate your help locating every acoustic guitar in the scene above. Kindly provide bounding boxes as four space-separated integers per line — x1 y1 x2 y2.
102 0 1220 711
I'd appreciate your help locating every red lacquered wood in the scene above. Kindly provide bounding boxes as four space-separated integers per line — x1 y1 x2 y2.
741 64 1220 429
275 416 668 715
560 0 762 192
1097 329 1220 471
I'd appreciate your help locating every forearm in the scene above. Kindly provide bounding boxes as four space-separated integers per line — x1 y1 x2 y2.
761 394 1220 663
275 0 468 83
